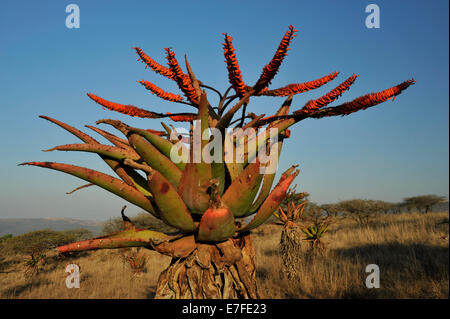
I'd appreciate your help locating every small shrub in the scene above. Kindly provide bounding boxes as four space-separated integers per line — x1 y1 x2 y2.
23 250 46 277
119 248 148 276
102 212 176 235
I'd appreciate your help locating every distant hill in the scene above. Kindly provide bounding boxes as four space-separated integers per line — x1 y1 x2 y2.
0 218 103 236
0 202 447 237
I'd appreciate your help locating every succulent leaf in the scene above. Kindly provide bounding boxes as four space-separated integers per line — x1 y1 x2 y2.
85 125 134 150
177 93 213 214
19 162 157 216
44 143 141 162
57 228 176 253
39 116 151 197
239 166 299 231
222 159 263 217
146 169 196 232
97 119 183 188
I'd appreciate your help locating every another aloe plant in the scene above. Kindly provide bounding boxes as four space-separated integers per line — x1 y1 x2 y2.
21 25 414 299
274 189 308 279
300 212 332 252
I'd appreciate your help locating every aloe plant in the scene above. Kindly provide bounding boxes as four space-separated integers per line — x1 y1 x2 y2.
20 25 414 299
300 213 332 252
274 189 308 279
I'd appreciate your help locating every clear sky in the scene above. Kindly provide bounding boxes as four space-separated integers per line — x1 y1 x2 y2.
0 0 448 220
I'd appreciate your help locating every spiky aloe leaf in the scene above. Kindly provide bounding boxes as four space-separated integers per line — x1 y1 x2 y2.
97 119 183 188
211 161 226 195
127 126 187 170
85 125 134 150
224 130 245 182
245 117 295 165
44 143 141 161
147 169 196 232
184 55 203 103
127 133 182 187
39 115 98 144
19 162 157 216
233 96 292 171
177 92 212 214
222 159 263 217
239 166 299 231
248 147 280 214
248 97 292 213
210 129 226 195
39 116 152 198
57 228 176 253
223 116 264 182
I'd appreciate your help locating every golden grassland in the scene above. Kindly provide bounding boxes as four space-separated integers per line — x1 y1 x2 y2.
0 211 448 299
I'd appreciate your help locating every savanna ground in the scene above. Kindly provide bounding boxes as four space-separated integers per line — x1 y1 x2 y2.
0 211 448 299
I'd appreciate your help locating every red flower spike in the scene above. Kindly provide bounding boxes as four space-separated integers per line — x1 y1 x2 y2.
138 80 184 102
309 79 416 118
166 112 197 122
165 48 200 104
87 93 163 118
253 25 298 93
133 47 175 80
297 74 359 114
223 33 246 98
255 71 340 96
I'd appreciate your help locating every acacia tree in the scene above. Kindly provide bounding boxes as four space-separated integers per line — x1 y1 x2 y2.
20 25 414 299
338 199 381 225
402 195 447 214
320 203 341 217
375 201 396 214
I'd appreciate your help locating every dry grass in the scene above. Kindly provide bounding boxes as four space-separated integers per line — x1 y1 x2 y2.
0 212 448 299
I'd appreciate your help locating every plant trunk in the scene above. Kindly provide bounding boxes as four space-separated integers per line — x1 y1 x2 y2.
154 233 260 299
279 223 303 280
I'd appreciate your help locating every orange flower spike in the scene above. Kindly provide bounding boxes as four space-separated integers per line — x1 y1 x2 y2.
87 93 162 118
309 79 416 118
256 71 340 96
300 74 359 113
253 25 298 93
166 112 197 122
138 80 184 102
165 48 199 105
223 33 246 98
133 47 175 80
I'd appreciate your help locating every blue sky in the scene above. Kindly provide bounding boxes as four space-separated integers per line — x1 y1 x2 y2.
0 0 448 220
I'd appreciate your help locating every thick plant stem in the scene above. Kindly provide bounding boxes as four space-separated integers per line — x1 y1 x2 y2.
155 234 259 299
280 223 303 280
